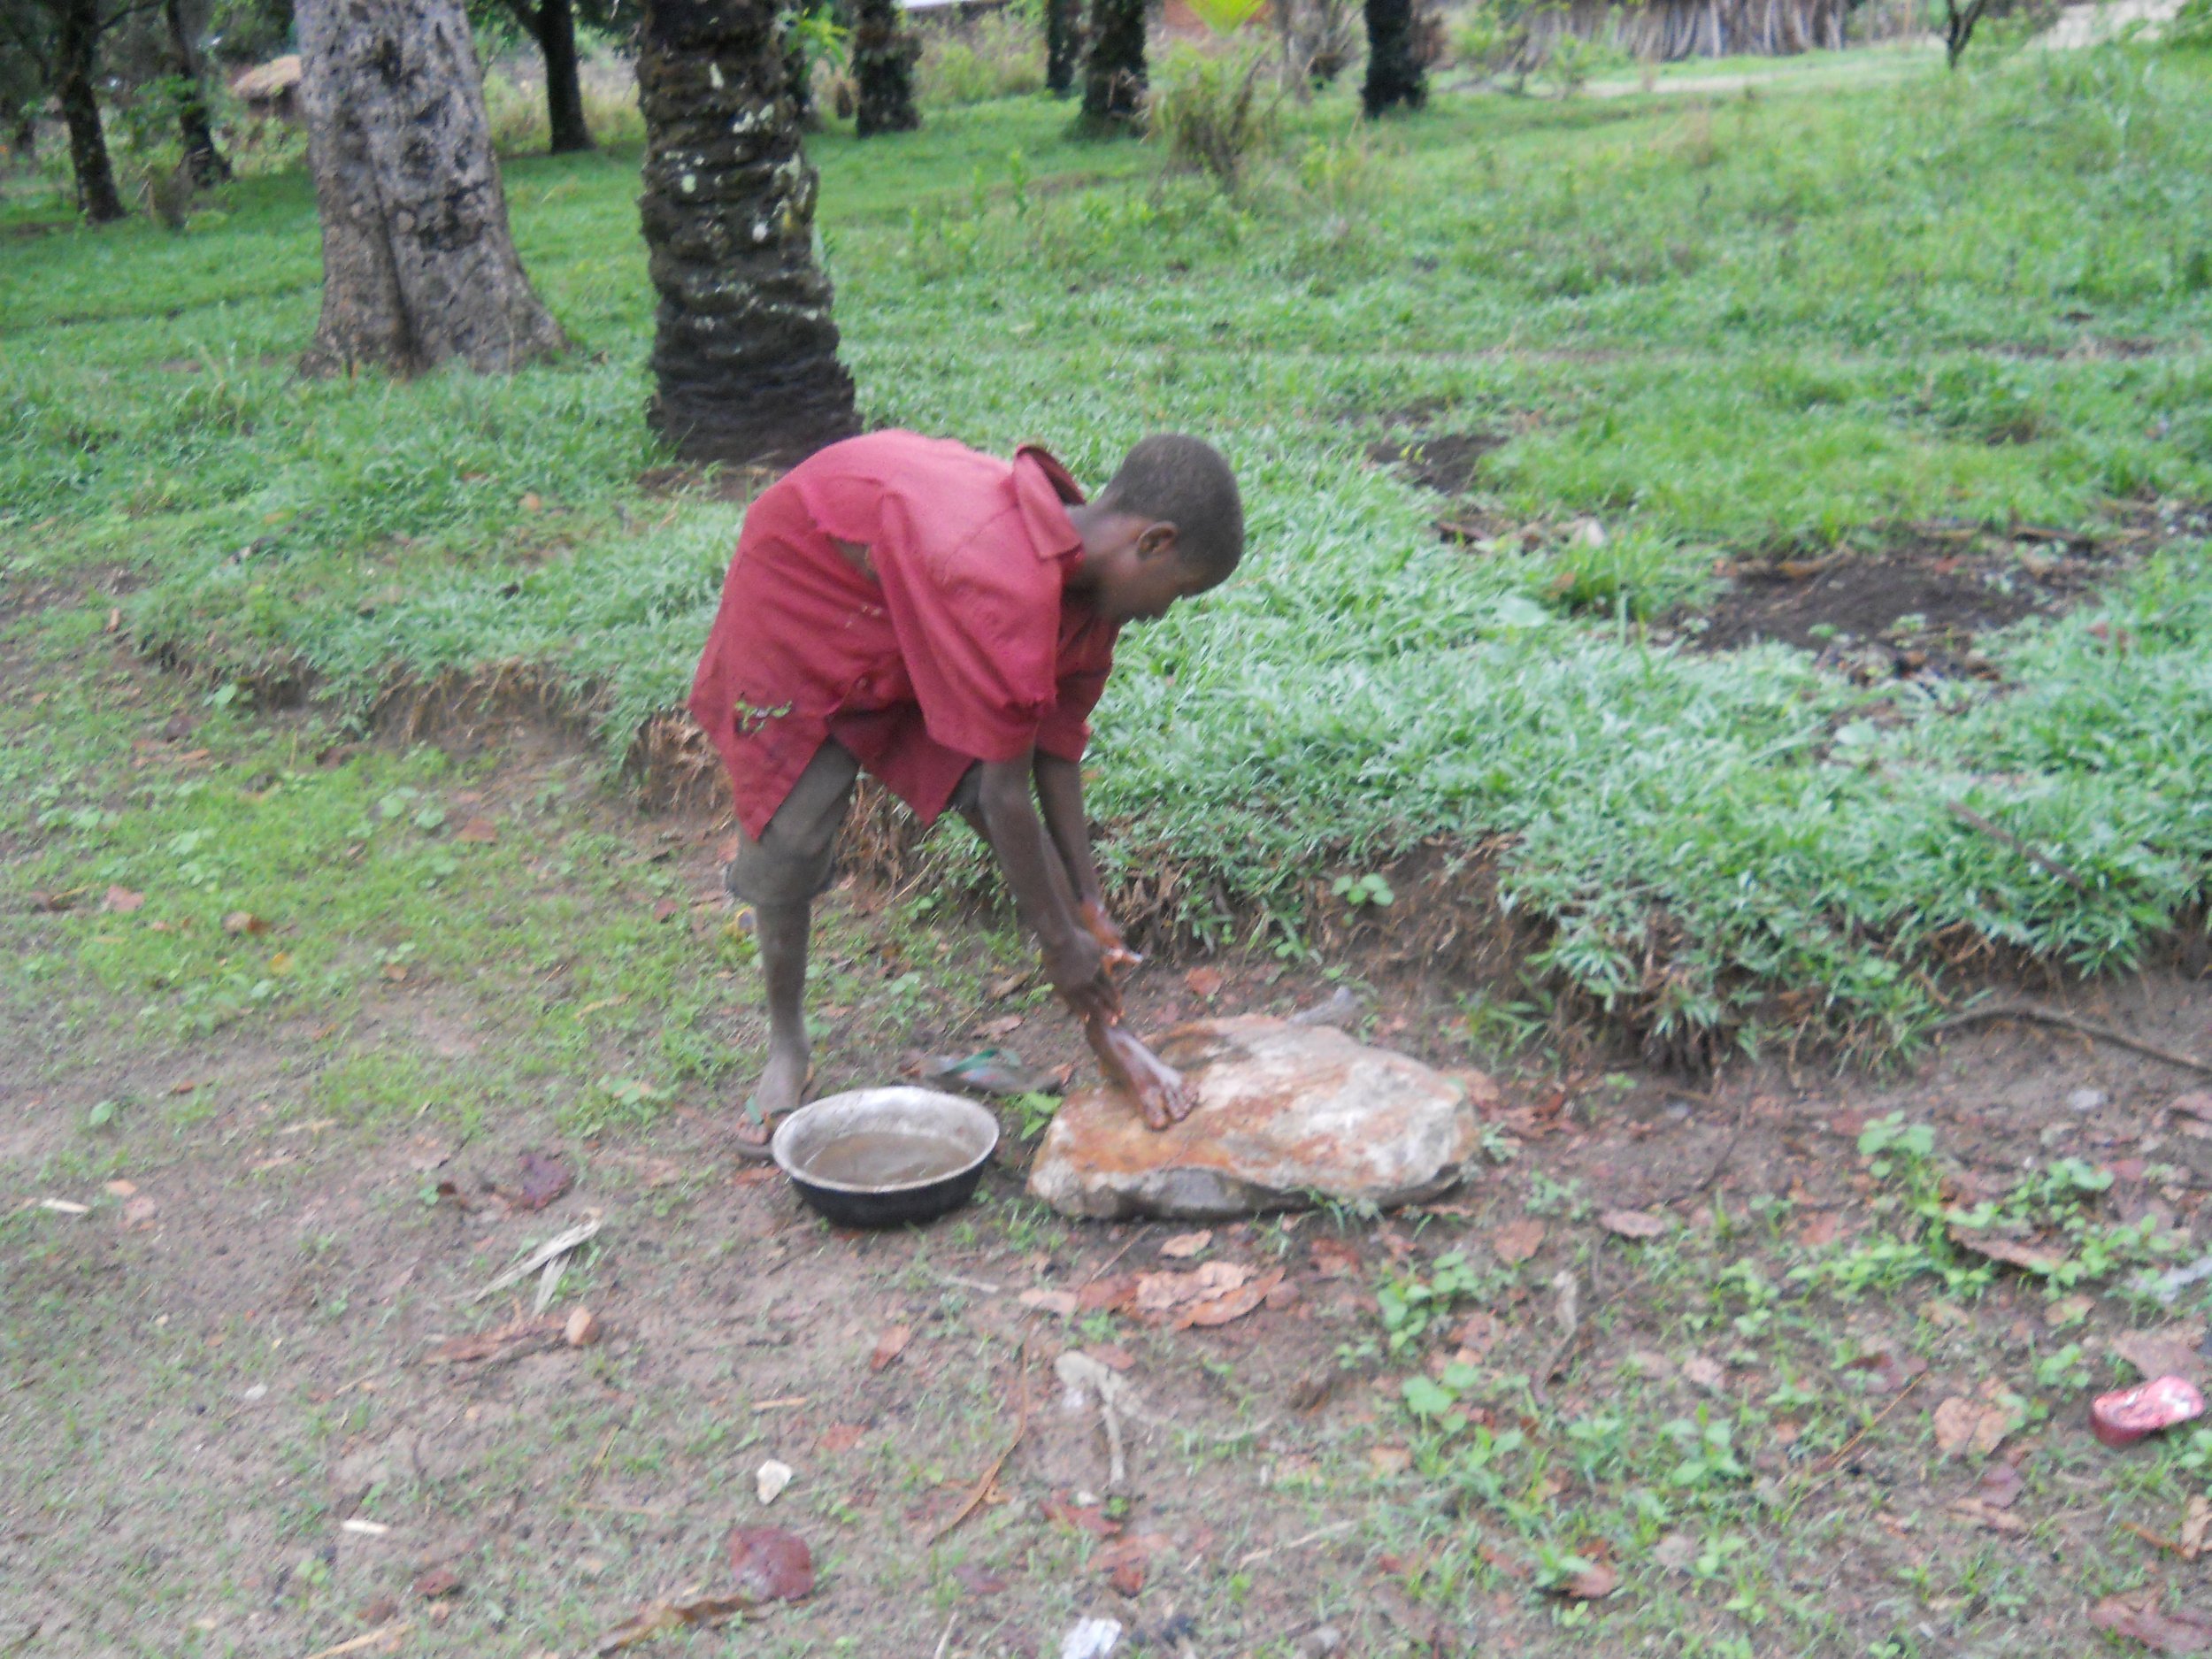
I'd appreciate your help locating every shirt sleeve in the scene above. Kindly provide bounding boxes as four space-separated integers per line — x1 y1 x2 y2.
1034 666 1108 761
868 495 1061 764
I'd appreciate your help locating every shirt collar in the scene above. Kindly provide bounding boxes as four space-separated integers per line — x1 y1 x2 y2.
1011 444 1087 564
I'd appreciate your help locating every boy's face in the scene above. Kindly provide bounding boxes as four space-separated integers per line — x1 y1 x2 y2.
1087 523 1222 625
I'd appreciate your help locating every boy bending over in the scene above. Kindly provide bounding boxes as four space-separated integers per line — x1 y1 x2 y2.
687 430 1244 1156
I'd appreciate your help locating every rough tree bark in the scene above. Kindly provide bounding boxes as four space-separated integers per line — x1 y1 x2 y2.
295 0 568 376
637 0 856 465
1361 0 1427 115
502 0 596 152
1045 0 1081 96
850 0 919 134
164 0 231 186
12 110 35 163
1080 0 1145 131
54 0 123 222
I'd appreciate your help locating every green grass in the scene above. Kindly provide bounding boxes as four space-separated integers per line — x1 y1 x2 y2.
4 44 2211 1056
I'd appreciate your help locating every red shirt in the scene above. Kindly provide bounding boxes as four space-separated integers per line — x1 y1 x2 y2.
688 431 1121 838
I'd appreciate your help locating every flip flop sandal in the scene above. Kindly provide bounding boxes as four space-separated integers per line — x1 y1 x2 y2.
733 1068 816 1163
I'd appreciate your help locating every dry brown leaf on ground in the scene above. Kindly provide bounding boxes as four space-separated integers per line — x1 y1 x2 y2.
1976 1462 2024 1509
1017 1288 1078 1317
2089 1594 2212 1654
1947 1225 2061 1274
1076 1274 1138 1314
1184 965 1225 999
1310 1238 1361 1279
1933 1383 2024 1456
454 816 499 843
427 1316 563 1364
978 1014 1023 1039
818 1423 866 1454
2112 1324 2209 1386
1091 1532 1168 1596
869 1324 913 1370
120 1194 158 1230
1041 1495 1122 1537
221 910 269 935
1493 1217 1547 1264
1081 1344 1135 1371
726 1525 814 1601
1948 1497 2028 1534
103 886 145 913
1681 1355 1725 1392
1560 1561 1618 1600
1369 1445 1412 1476
1157 1229 1213 1259
2184 1495 2212 1560
511 1149 572 1211
595 1592 755 1654
1133 1261 1250 1316
1177 1267 1286 1330
1597 1208 1667 1240
950 1561 1009 1595
1797 1211 1842 1248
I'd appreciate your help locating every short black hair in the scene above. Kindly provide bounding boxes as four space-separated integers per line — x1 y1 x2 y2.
1094 434 1244 581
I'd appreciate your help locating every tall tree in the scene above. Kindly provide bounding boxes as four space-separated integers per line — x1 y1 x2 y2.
1079 0 1143 130
637 0 855 463
1044 0 1079 96
1360 0 1425 114
17 0 126 219
849 0 917 134
162 0 230 184
295 0 567 375
495 0 595 151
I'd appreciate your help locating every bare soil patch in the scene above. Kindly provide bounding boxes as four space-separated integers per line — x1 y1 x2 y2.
1367 430 1509 497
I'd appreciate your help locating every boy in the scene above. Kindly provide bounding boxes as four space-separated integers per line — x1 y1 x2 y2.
688 429 1245 1156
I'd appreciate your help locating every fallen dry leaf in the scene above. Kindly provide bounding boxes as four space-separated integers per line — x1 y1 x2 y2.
1081 1344 1135 1371
413 1568 462 1600
511 1149 572 1211
2183 1494 2212 1560
1133 1260 1251 1316
1796 1211 1842 1248
1975 1461 2024 1509
564 1307 601 1348
1184 966 1226 1000
818 1423 866 1454
1368 1444 1413 1476
103 1179 136 1197
2089 1594 2212 1654
1560 1561 1618 1600
1157 1229 1213 1259
1076 1274 1137 1314
1597 1208 1666 1240
1017 1288 1078 1318
120 1194 157 1230
1948 1497 2028 1534
1450 1310 1503 1360
1933 1384 2024 1457
1041 1495 1121 1538
1947 1225 2060 1274
1310 1238 1361 1279
595 1592 753 1654
1681 1355 1725 1392
871 1324 913 1370
951 1561 1009 1595
103 886 145 914
1093 1532 1168 1596
977 1013 1023 1039
221 911 269 935
1176 1267 1286 1330
427 1315 564 1364
454 817 499 844
651 899 680 922
2111 1324 2209 1387
726 1525 814 1601
1493 1217 1546 1264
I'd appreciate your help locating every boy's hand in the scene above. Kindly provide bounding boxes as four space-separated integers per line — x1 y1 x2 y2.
1045 929 1120 1022
1075 898 1142 979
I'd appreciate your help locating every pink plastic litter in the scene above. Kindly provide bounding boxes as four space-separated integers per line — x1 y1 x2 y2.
2091 1375 2206 1448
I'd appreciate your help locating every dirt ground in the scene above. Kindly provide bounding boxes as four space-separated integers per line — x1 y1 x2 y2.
7 575 2212 1659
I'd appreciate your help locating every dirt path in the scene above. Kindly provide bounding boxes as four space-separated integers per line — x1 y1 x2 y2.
8 575 2212 1656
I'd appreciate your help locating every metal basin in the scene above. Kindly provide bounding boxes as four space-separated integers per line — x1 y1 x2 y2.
771 1087 1000 1228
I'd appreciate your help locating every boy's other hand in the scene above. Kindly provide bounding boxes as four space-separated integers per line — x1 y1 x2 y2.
1046 930 1120 1021
1075 898 1142 979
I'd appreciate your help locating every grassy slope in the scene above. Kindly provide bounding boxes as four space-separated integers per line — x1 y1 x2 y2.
4 45 2210 1055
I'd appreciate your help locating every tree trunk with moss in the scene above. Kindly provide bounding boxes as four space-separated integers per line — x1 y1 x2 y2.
1046 0 1081 96
55 0 123 222
637 0 856 465
1080 0 1144 130
164 0 232 185
1360 0 1426 114
295 0 568 375
850 0 918 134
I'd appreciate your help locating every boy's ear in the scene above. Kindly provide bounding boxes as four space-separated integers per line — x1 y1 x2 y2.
1135 521 1179 561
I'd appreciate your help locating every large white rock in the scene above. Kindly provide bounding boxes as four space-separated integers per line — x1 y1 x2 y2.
1026 1017 1481 1220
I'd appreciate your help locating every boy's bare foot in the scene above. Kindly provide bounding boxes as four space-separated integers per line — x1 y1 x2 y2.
733 1042 810 1160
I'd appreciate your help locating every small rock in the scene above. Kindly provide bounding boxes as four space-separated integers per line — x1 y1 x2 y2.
563 1308 600 1348
2069 1087 2109 1114
1059 1619 1123 1659
1028 1018 1481 1220
756 1459 793 1504
1299 1624 1344 1657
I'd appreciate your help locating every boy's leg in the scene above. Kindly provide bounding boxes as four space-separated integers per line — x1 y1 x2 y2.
724 741 861 1153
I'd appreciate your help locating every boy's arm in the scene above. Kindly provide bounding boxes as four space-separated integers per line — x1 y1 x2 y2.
1034 752 1140 973
976 754 1118 1020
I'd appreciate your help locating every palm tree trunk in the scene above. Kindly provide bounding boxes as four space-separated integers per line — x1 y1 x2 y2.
638 0 856 465
1361 0 1427 115
539 0 595 152
1080 0 1146 130
164 0 232 186
296 0 567 376
851 0 919 134
55 0 124 223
